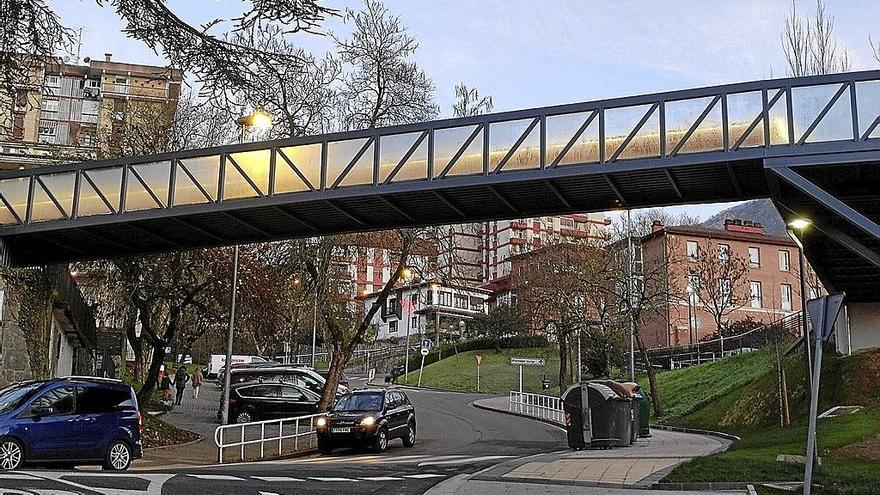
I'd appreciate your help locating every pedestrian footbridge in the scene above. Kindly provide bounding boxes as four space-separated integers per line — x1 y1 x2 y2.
0 71 879 307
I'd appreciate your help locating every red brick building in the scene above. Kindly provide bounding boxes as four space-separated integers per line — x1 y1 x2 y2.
639 219 816 349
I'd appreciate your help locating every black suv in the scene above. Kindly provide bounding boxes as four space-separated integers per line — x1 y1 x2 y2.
315 389 415 454
228 381 320 424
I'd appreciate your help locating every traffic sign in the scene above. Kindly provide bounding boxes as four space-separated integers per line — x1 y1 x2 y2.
510 357 545 366
475 354 483 366
420 347 429 356
421 339 433 349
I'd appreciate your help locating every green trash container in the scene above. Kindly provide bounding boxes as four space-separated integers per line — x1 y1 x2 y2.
637 390 651 437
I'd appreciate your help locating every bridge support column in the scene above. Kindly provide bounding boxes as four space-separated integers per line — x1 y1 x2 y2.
841 303 880 353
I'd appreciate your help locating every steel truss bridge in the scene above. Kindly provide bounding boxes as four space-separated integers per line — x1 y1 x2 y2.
1 70 879 301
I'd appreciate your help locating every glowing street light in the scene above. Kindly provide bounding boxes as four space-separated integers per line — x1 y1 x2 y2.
786 215 814 404
787 218 812 231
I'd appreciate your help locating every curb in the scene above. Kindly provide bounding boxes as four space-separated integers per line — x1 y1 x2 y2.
652 424 741 443
143 434 205 451
470 399 565 430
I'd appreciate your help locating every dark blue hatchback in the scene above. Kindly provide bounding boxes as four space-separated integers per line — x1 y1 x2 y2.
0 377 142 470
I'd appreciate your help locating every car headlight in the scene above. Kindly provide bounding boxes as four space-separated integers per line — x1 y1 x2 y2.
360 416 375 426
316 417 327 427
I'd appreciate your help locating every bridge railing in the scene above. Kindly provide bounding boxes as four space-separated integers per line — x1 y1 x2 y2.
509 391 564 425
214 412 320 463
1 70 878 231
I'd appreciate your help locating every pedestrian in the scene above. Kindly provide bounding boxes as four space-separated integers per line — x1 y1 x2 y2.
174 366 190 406
160 368 173 403
191 367 204 399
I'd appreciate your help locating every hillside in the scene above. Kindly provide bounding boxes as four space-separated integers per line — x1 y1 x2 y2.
702 199 786 235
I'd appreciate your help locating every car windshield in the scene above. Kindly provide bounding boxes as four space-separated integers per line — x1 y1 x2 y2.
333 392 383 412
0 383 41 414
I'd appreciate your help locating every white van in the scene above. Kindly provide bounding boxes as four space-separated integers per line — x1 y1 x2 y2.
206 354 267 379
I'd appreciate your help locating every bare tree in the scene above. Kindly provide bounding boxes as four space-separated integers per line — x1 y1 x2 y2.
782 0 850 77
687 240 750 352
334 0 439 130
452 82 493 118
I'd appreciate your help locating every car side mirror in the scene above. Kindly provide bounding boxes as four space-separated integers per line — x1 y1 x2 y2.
31 406 53 417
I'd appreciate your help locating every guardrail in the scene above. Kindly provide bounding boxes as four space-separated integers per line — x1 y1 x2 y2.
509 391 564 425
214 413 321 463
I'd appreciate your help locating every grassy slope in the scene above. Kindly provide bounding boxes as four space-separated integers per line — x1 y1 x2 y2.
400 347 559 394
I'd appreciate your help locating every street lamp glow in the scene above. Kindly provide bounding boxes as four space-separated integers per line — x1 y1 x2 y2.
402 267 412 280
249 108 272 130
788 218 812 231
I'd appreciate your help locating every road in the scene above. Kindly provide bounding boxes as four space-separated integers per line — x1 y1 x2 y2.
0 378 567 495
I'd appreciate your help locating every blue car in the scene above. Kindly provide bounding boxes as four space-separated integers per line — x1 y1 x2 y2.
0 377 143 471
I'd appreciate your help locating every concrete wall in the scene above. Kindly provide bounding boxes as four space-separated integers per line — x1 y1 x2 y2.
841 303 880 353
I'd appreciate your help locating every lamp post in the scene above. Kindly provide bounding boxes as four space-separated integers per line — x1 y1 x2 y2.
787 217 813 397
402 268 413 383
221 108 272 426
686 285 695 346
625 208 636 382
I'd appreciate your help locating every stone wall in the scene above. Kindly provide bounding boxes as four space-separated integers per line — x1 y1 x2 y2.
0 289 33 386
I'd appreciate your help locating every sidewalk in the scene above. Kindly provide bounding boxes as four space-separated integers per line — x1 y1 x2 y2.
133 383 222 470
432 395 737 494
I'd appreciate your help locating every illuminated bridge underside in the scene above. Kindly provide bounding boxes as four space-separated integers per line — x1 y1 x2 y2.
1 71 880 300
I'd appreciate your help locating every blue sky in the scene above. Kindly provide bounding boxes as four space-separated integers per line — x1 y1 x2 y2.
50 0 880 222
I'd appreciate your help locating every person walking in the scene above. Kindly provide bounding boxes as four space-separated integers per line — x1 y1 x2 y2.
174 366 190 406
191 367 204 399
160 367 173 404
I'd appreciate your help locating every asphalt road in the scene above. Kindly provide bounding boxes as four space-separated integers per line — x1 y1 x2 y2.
0 379 566 495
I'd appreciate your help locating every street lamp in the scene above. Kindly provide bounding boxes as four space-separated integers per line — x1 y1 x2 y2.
686 285 695 346
221 108 272 426
402 267 414 383
787 217 813 395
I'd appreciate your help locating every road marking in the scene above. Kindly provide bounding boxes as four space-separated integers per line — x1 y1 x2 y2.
308 477 358 482
0 473 39 480
259 492 281 495
252 476 306 482
188 474 246 481
418 455 515 466
405 473 446 479
360 476 404 481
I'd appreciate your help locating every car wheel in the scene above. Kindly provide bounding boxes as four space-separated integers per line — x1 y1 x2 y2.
402 420 416 448
317 439 333 455
104 440 132 471
235 409 255 424
0 438 23 470
373 427 388 453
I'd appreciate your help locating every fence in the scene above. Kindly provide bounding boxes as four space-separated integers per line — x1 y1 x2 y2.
509 391 564 425
214 413 321 463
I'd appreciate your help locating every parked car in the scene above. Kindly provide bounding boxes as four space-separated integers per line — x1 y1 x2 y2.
316 369 351 389
315 389 415 454
0 377 142 471
207 354 269 380
227 366 348 397
228 381 320 424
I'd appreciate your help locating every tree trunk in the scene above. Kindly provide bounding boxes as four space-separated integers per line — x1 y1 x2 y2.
558 333 569 394
317 339 347 412
635 332 663 416
137 344 166 406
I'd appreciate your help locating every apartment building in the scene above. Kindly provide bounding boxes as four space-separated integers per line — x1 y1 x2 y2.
1 53 182 169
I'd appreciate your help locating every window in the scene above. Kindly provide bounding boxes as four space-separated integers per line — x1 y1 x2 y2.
454 294 468 309
241 385 279 398
387 297 397 315
781 284 793 311
718 244 731 262
114 76 129 94
85 79 101 89
40 98 59 113
38 120 56 136
687 241 699 261
560 217 575 228
29 386 75 416
45 75 60 87
411 316 418 329
388 320 398 333
719 278 731 304
749 281 763 308
687 274 700 301
438 291 453 307
76 386 134 414
748 247 760 267
779 250 791 271
470 296 484 311
410 293 418 306
281 386 307 400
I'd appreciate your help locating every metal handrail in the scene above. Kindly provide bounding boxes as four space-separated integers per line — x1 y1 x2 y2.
214 412 321 463
509 391 564 425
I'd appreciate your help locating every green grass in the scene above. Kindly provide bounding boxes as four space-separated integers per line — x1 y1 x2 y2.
400 347 559 394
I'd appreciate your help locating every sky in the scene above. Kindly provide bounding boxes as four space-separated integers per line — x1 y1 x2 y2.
48 0 880 223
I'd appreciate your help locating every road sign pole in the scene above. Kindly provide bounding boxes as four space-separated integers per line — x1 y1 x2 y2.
519 365 523 394
477 363 480 392
418 353 426 387
804 332 824 495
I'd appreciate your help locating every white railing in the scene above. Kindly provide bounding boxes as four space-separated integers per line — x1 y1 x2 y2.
509 391 564 425
214 413 321 463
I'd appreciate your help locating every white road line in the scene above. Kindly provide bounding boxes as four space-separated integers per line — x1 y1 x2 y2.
259 492 281 495
0 473 39 480
404 474 446 479
410 455 467 463
188 474 246 481
418 455 515 467
360 476 404 481
308 477 359 482
252 476 306 482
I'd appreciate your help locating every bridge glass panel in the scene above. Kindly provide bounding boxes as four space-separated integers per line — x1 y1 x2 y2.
76 175 112 217
768 89 790 145
665 96 723 155
279 144 321 190
605 104 660 161
379 132 427 183
792 83 852 143
228 150 270 197
31 180 65 222
173 163 211 206
327 138 374 188
490 119 540 172
274 156 310 194
180 156 220 200
856 81 880 139
434 125 484 177
38 172 76 217
126 165 164 211
545 111 599 166
83 167 122 213
726 91 764 149
0 178 28 225
131 161 171 207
